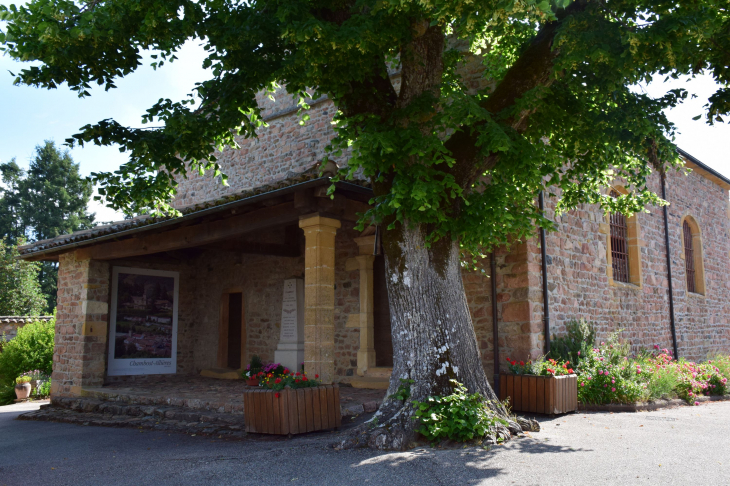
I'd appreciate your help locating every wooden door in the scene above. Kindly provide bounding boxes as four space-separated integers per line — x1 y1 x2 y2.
218 290 246 369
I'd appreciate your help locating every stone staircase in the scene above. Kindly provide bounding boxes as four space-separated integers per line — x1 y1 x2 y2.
18 396 248 438
350 367 392 390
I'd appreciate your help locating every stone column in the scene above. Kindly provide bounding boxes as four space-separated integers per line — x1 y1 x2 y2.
299 214 341 384
353 236 376 376
52 252 110 399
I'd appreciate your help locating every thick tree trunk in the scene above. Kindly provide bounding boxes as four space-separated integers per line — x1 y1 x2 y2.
337 223 520 450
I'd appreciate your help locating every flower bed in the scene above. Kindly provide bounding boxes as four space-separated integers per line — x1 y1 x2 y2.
547 322 730 407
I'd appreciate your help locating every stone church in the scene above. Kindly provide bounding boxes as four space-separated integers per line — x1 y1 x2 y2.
18 84 730 400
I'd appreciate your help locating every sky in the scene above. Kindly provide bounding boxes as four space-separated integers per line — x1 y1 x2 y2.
1 29 729 223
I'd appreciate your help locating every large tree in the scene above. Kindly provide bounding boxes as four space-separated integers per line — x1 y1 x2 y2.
2 0 728 447
0 142 95 310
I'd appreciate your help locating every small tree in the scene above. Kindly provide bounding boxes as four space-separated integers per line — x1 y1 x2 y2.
0 238 45 316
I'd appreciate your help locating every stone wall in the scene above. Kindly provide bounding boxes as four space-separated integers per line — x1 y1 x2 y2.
52 254 110 397
0 316 53 342
189 249 305 371
534 168 730 361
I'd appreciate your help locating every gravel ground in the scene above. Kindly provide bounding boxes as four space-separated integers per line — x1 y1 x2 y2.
1 400 728 485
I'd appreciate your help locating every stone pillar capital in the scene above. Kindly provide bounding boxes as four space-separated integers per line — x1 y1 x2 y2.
299 214 342 231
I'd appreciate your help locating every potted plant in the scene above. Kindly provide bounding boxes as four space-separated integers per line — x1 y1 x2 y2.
499 357 578 414
15 375 32 400
243 370 341 435
243 355 264 386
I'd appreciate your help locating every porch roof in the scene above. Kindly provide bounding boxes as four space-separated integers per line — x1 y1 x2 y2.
17 168 372 261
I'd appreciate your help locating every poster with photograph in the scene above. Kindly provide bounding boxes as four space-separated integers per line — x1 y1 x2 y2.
107 267 179 376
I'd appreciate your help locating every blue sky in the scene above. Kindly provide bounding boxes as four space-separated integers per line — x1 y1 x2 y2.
1 33 729 222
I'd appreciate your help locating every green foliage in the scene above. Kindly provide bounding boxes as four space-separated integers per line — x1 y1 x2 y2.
0 141 94 311
504 356 574 376
15 375 31 384
413 380 507 443
38 379 51 397
392 378 414 401
0 318 55 397
548 319 596 367
0 238 46 316
1 0 727 256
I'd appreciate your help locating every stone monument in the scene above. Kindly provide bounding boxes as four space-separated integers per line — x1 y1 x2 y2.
274 279 304 372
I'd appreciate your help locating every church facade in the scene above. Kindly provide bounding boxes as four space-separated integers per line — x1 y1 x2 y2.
18 87 730 398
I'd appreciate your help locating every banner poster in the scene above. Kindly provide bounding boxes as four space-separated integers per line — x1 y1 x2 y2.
107 267 179 376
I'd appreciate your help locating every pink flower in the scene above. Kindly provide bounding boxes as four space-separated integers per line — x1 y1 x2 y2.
611 387 616 392
581 382 585 387
612 380 615 384
577 351 581 356
694 401 700 406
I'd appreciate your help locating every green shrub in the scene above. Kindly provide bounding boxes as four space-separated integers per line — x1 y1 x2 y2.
413 380 507 443
38 379 51 397
548 319 597 367
0 318 55 404
645 365 679 400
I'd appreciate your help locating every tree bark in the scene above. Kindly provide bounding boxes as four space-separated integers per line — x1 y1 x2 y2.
337 222 519 450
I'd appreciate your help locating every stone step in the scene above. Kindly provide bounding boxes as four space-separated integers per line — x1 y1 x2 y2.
82 387 246 414
364 367 392 379
350 377 390 390
19 398 248 438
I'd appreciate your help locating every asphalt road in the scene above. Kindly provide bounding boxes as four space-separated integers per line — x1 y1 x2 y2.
1 400 729 485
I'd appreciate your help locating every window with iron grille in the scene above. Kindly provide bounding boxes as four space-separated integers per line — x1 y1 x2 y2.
683 220 696 293
609 190 630 283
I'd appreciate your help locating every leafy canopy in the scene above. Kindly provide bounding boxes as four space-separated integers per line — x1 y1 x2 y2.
0 238 46 316
1 0 728 253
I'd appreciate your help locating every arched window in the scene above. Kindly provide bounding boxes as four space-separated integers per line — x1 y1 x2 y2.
602 187 642 288
683 221 695 293
680 216 705 295
609 190 630 283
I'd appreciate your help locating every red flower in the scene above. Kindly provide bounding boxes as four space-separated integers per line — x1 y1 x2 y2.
283 368 289 374
275 392 280 398
520 361 525 366
315 374 319 378
274 378 282 384
511 361 516 366
295 372 301 376
295 379 300 383
568 369 574 373
565 361 570 366
303 377 308 382
505 357 511 362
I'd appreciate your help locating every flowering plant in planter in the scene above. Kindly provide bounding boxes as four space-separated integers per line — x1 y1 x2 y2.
257 370 321 394
504 357 574 376
242 355 264 380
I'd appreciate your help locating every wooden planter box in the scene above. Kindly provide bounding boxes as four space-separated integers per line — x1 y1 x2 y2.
499 374 578 414
243 385 341 435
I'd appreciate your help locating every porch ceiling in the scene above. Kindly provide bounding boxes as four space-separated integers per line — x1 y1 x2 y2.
18 173 372 262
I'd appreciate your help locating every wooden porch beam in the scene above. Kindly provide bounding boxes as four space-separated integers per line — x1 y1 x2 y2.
74 202 299 261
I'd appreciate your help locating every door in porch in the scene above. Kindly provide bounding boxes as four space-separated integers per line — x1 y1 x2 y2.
218 291 246 370
373 255 393 367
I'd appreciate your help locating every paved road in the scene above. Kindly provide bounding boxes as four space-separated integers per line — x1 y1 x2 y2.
1 400 729 485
